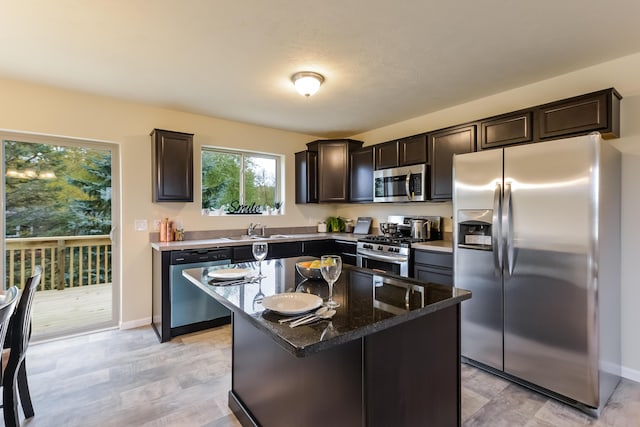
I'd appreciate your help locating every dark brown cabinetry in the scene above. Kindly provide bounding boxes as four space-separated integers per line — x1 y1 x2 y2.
413 250 453 286
233 241 304 262
480 112 532 150
295 150 318 204
375 134 427 169
334 239 357 265
399 134 428 166
300 139 364 203
151 129 194 202
429 125 476 200
536 88 621 140
375 141 399 169
349 147 374 202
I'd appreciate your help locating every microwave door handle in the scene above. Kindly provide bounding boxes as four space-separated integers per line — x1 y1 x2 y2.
405 171 413 201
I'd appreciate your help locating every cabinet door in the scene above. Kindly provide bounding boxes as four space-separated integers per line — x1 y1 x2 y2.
318 142 349 202
430 125 476 200
334 239 357 266
350 147 373 202
302 239 334 257
375 141 399 169
480 112 532 150
269 241 303 259
152 129 194 202
399 134 428 165
414 265 453 287
413 250 453 286
295 151 318 204
536 89 621 140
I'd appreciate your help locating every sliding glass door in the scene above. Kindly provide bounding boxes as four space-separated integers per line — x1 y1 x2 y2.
1 131 120 340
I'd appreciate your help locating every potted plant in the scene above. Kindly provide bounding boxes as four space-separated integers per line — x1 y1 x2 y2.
326 216 345 232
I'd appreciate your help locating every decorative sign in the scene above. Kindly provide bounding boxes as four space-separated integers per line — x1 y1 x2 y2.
226 200 262 215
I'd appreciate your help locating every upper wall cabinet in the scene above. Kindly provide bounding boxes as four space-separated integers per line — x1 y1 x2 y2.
295 150 318 204
399 134 428 166
151 129 194 202
429 124 476 200
349 146 374 203
480 112 532 150
374 140 399 169
375 133 427 169
536 88 621 140
297 139 364 203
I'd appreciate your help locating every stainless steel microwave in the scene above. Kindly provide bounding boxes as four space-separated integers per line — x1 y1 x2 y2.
373 164 426 202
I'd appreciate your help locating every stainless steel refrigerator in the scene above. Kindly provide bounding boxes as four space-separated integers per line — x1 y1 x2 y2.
452 133 621 416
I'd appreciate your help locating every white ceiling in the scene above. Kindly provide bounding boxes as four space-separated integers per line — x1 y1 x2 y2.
2 1 640 138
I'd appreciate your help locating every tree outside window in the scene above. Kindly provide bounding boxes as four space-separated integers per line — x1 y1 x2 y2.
202 148 281 214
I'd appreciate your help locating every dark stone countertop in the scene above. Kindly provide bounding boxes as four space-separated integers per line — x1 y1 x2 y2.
182 256 470 357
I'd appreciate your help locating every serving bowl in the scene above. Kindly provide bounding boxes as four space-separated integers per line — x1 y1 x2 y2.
295 259 324 280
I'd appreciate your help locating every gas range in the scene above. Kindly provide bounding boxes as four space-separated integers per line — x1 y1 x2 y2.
357 235 433 247
356 215 443 277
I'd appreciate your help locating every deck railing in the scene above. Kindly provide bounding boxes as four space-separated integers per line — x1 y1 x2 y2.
5 235 112 291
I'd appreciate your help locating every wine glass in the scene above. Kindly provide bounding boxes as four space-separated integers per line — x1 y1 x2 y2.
252 241 268 277
320 255 342 308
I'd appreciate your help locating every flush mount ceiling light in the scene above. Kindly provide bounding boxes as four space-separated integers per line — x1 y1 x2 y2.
291 71 324 97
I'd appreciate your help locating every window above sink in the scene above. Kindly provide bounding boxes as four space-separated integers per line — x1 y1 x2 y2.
201 147 284 216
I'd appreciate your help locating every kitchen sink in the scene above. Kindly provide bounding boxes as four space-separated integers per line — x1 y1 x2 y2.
221 234 291 241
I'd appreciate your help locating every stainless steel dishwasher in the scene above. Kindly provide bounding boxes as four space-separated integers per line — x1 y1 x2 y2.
169 248 232 337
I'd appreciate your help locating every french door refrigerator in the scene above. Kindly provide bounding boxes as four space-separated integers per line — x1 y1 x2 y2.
452 133 621 416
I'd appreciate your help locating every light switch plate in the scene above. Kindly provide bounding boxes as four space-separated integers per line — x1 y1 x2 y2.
134 219 148 231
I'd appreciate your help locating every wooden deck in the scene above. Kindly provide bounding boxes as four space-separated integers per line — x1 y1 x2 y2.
31 283 113 340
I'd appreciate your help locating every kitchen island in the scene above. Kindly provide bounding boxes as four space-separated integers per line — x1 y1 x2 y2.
182 257 470 427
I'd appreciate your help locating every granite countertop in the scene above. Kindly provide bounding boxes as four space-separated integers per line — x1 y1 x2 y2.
151 232 359 251
182 256 470 357
151 231 453 252
412 239 453 253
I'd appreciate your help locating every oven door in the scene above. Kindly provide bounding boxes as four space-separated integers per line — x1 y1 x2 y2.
357 249 409 277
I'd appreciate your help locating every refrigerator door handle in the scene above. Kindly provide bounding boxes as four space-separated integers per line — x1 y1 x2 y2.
504 182 515 277
492 182 503 273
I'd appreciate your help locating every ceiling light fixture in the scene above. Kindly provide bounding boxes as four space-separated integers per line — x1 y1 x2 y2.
291 71 324 97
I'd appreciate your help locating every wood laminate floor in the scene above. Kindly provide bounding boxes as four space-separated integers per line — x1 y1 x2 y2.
14 325 640 427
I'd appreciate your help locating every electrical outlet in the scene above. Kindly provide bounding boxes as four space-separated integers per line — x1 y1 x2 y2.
134 219 148 231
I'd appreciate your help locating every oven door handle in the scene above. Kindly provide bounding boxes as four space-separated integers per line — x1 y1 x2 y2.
358 249 408 263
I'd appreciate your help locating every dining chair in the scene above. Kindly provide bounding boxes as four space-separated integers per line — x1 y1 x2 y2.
0 287 19 383
2 267 41 427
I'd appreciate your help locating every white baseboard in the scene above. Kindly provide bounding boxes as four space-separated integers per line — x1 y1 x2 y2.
622 365 640 383
120 317 151 330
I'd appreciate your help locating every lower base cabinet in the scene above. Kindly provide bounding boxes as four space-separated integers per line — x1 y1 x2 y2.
413 249 453 286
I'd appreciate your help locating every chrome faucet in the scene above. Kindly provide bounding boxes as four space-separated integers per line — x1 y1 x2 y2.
248 223 266 237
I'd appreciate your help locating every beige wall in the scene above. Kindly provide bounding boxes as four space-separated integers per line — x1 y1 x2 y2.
343 52 640 380
1 51 639 380
0 77 336 330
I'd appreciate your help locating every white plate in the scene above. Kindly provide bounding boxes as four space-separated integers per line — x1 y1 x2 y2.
261 293 323 315
208 268 251 280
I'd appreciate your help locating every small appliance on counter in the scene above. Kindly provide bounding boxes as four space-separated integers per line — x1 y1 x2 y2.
353 217 372 234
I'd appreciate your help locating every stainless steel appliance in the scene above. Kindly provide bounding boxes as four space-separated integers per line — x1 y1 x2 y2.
452 133 621 416
373 164 426 202
409 218 431 240
168 249 232 337
357 215 442 277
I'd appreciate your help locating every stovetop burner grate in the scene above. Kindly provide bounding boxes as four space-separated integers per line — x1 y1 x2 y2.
358 235 434 246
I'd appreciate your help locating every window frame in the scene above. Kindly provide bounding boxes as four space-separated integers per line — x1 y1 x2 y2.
201 146 283 214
